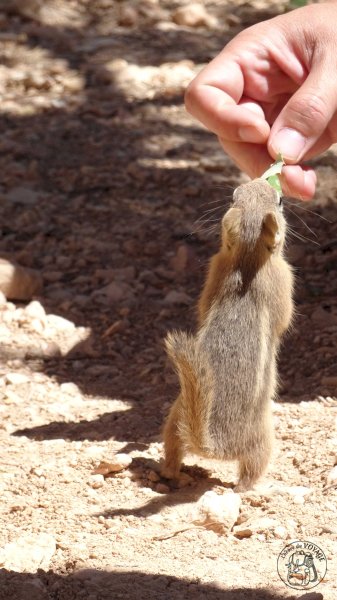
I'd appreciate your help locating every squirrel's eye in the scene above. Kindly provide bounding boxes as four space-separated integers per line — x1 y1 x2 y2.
279 197 283 207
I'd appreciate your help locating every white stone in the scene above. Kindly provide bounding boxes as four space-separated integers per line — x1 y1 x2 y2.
0 533 56 572
60 382 81 395
326 465 337 486
293 495 305 505
193 490 241 532
88 474 105 489
273 525 288 539
46 314 75 330
285 485 312 497
5 372 30 385
24 300 46 322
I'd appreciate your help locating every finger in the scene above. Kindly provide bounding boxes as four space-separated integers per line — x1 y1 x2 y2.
268 54 337 162
185 60 270 143
281 166 316 201
218 138 273 179
219 138 316 200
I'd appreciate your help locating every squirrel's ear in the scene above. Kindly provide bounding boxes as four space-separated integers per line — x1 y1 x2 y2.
222 207 241 249
262 212 280 249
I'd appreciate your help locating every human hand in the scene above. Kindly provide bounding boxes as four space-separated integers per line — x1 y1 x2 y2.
185 2 337 200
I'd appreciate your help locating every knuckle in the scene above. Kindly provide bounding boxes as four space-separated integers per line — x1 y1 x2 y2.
288 93 328 134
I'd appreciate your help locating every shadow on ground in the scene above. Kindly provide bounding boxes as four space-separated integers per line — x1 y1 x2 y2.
0 568 306 600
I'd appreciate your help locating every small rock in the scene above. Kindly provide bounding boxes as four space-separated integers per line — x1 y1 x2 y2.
118 5 138 27
326 465 337 486
226 13 241 26
293 495 305 505
234 516 280 539
273 525 287 539
175 472 194 488
148 470 160 482
93 281 133 303
321 376 337 388
156 483 170 494
60 382 80 395
320 525 337 534
234 527 252 539
285 485 312 498
39 341 62 359
88 474 105 489
46 314 75 331
5 186 40 205
163 290 191 305
93 454 132 476
0 259 42 301
193 490 241 533
5 372 30 385
172 4 216 28
0 533 56 572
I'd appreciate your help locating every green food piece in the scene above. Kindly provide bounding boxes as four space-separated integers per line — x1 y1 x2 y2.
288 0 307 9
261 153 284 199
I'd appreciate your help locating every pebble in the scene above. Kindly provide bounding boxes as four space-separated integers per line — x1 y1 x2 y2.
293 495 305 505
93 454 132 475
93 281 133 303
234 516 280 539
60 382 81 395
23 300 46 321
193 490 241 533
148 469 160 482
285 485 312 498
163 290 191 305
118 6 139 27
0 258 42 301
156 483 170 494
273 525 288 539
326 465 337 486
88 474 105 489
0 533 56 572
5 186 40 205
5 372 30 385
172 3 216 28
46 314 75 331
321 376 337 388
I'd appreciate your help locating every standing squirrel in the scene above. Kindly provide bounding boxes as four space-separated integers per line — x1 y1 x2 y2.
161 179 294 491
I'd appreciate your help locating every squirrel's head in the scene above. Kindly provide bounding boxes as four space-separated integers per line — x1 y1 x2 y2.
221 179 286 255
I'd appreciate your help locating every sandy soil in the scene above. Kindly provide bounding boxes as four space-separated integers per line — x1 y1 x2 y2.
0 1 336 599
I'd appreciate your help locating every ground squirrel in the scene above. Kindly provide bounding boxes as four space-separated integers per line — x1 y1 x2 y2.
161 178 294 491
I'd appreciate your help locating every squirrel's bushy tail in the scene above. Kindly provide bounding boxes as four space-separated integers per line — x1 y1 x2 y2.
165 331 211 454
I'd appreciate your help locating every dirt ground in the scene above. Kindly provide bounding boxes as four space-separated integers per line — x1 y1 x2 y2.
0 1 337 599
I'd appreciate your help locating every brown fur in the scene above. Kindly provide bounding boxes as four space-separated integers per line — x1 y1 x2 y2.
161 179 294 491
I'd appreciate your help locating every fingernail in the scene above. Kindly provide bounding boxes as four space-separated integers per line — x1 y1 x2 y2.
270 128 306 161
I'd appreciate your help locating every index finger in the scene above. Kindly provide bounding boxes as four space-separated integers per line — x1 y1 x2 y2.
185 57 269 143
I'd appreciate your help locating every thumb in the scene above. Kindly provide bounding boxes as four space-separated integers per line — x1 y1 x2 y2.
268 57 337 162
